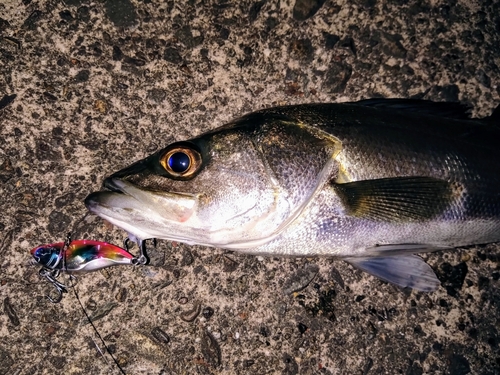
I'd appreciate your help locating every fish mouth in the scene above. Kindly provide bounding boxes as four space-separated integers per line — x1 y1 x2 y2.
103 177 127 193
85 177 199 240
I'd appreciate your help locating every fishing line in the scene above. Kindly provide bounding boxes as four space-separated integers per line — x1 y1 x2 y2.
66 214 127 375
29 213 131 373
69 276 127 375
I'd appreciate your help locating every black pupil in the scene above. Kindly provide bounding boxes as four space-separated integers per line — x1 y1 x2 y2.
168 152 190 173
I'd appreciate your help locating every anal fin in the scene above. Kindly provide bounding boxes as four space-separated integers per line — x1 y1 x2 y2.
366 243 452 256
345 255 440 292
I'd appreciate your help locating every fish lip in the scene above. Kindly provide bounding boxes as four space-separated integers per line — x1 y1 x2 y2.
103 177 125 193
84 191 105 210
84 178 126 211
86 178 199 223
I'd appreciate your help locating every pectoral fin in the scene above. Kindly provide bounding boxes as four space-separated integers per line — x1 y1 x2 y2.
333 177 455 222
345 255 440 292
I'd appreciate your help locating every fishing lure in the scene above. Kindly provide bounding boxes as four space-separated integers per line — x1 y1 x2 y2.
31 236 139 303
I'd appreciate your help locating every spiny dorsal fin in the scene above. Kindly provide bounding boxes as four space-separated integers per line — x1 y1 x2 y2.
487 103 500 124
332 176 456 222
354 98 472 120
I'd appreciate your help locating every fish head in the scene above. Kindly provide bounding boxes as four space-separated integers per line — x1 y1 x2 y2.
30 243 65 269
85 112 341 249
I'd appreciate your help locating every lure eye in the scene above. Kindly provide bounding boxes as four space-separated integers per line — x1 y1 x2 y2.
33 247 49 261
160 144 202 178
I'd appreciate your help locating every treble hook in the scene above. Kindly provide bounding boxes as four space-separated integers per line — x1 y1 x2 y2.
124 237 155 265
137 239 156 265
38 268 68 303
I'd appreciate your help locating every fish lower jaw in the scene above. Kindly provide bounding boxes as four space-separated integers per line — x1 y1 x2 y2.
87 208 209 246
91 218 281 250
90 213 156 243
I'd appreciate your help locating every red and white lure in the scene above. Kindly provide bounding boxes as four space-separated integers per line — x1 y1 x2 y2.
31 236 140 302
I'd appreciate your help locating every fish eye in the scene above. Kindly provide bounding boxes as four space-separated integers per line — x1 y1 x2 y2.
168 152 191 173
160 144 202 178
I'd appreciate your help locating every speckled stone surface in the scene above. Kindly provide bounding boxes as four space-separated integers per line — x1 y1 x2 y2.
1 0 499 374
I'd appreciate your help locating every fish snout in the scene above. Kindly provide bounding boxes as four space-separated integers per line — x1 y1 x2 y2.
84 191 102 212
84 178 129 212
103 177 125 193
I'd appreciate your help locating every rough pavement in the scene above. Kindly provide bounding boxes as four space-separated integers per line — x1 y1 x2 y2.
1 0 499 374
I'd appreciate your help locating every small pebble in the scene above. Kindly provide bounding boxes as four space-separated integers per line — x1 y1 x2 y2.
202 306 214 320
151 327 170 345
86 299 97 311
282 264 319 294
223 255 238 272
115 288 127 303
3 297 19 326
180 303 201 322
84 302 118 325
201 330 221 368
297 323 308 334
94 99 108 114
293 0 326 21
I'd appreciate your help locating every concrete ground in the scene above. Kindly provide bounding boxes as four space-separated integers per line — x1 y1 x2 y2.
1 0 499 374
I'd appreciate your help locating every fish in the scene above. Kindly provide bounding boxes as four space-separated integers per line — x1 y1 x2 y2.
85 99 500 292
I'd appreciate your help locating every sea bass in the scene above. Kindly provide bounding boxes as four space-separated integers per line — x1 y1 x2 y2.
85 99 500 292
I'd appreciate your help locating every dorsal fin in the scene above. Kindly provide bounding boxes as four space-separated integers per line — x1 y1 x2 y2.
354 98 472 120
487 103 500 124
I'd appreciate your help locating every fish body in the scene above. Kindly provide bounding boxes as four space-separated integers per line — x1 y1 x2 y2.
85 99 500 291
31 240 136 274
